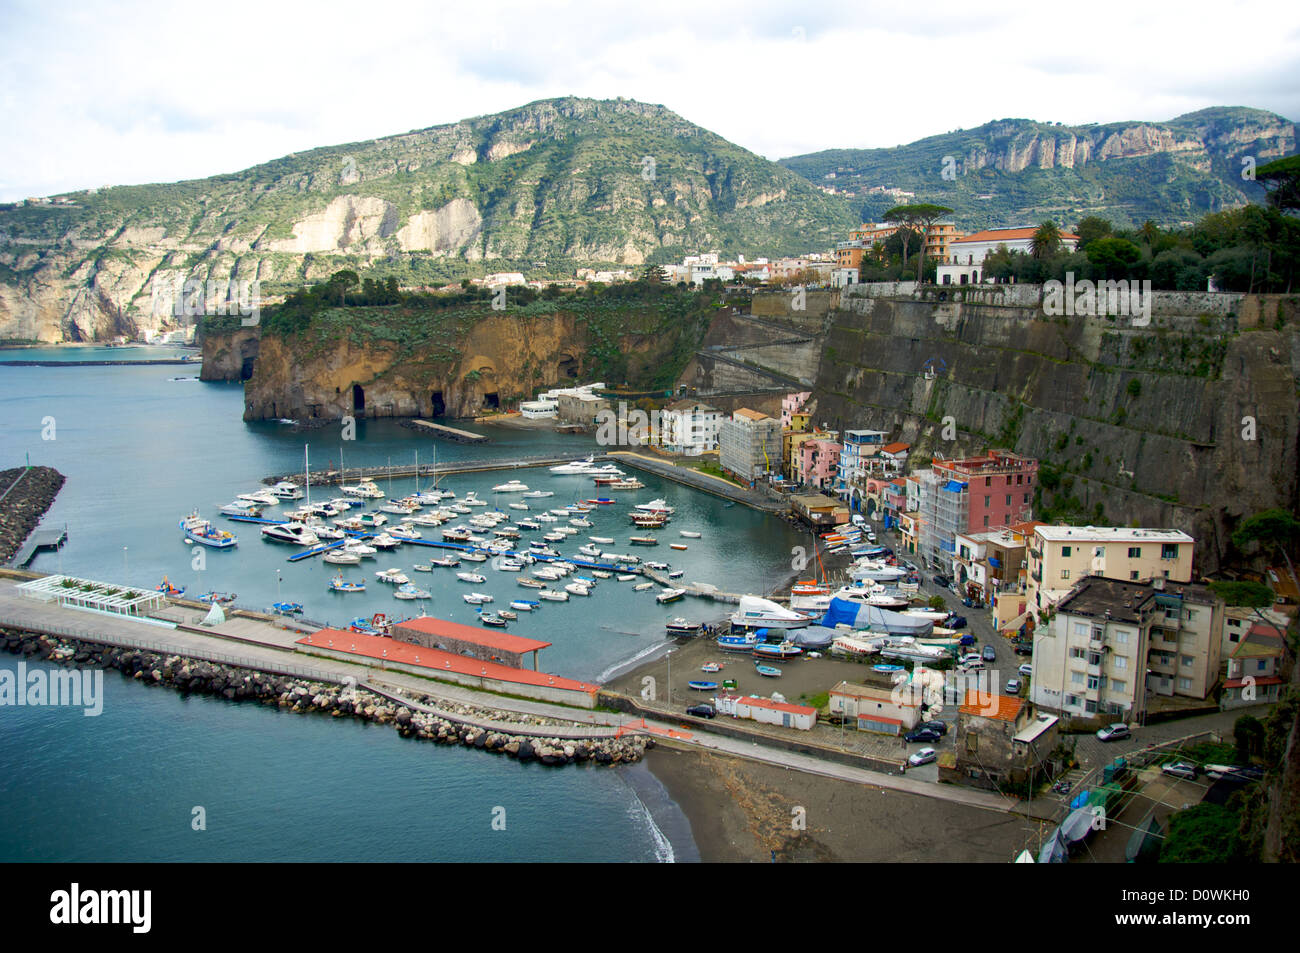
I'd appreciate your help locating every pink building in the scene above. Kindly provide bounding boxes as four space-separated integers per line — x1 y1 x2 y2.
933 450 1038 534
782 392 811 429
799 438 841 490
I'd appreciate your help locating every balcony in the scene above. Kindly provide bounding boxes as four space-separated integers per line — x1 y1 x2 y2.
1031 569 1042 583
1088 638 1104 652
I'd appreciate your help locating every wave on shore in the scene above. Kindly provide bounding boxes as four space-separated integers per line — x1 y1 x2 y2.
596 637 672 685
619 760 700 863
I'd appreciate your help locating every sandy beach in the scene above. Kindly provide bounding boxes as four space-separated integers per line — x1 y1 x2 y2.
648 743 1046 862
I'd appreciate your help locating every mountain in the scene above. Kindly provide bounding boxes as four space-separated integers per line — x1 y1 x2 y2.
0 97 858 342
779 107 1297 231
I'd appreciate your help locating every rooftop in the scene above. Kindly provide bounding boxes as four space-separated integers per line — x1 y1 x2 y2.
953 227 1080 244
1034 525 1194 544
391 616 552 655
881 442 911 454
959 691 1024 722
733 408 769 421
1056 576 1218 624
1013 712 1059 744
731 694 818 716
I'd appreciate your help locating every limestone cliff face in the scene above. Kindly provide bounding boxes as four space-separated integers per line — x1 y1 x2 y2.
198 326 260 381
803 285 1300 573
231 311 685 422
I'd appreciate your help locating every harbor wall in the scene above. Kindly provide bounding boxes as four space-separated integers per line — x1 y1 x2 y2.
0 466 65 566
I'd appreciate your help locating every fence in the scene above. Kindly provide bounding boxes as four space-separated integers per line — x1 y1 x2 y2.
0 615 345 684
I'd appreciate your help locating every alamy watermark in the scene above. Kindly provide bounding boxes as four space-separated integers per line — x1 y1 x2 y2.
1042 274 1151 326
151 274 262 326
1 662 103 716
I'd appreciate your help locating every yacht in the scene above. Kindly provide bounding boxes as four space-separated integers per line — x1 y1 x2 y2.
238 490 279 506
589 536 615 545
549 455 599 474
492 480 529 493
523 490 555 499
323 549 361 565
341 479 384 499
220 499 264 518
634 499 674 514
370 533 402 550
564 582 592 596
269 481 304 500
375 568 409 585
456 571 487 584
508 502 529 511
848 560 909 583
729 595 813 630
538 589 569 602
461 493 488 507
261 523 319 546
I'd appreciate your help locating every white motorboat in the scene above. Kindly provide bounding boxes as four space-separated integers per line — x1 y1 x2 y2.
461 493 487 507
343 541 376 557
565 582 592 596
456 571 487 584
616 573 637 581
538 589 569 601
393 583 431 600
679 531 702 539
509 600 539 611
577 544 602 557
375 568 409 585
463 592 494 604
323 549 361 565
535 513 558 522
370 533 402 549
269 481 304 500
656 587 686 604
729 595 813 629
392 525 423 539
568 518 593 528
460 551 488 562
848 560 909 582
492 480 529 493
634 498 674 514
508 502 529 510
589 536 615 545
523 490 554 498
549 455 599 474
220 499 264 517
238 490 279 506
261 523 319 546
341 480 384 499
428 555 460 568
494 559 524 572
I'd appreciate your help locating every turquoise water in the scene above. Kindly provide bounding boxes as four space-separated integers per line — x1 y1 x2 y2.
0 361 802 860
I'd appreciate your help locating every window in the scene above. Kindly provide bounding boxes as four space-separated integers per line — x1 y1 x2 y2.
1178 678 1193 692
1072 623 1090 638
1071 672 1085 686
1066 694 1082 708
1257 660 1267 672
1062 546 1072 557
1070 646 1087 659
1181 654 1195 668
984 516 989 527
1111 679 1127 694
1185 609 1197 622
1017 474 1023 485
1162 543 1178 559
1024 493 1030 504
1114 630 1130 645
1005 494 1012 506
1094 546 1105 558
1087 675 1100 690
1127 546 1141 558
1130 571 1140 580
985 476 991 487
1113 656 1128 671
1061 570 1070 580
984 495 990 506
1084 700 1097 713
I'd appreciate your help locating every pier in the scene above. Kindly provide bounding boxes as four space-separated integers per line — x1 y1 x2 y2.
263 453 611 487
407 419 489 443
0 358 200 367
9 527 68 567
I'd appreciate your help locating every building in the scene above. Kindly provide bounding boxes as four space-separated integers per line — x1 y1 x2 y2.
714 694 817 730
798 437 841 490
659 400 722 455
390 616 552 669
919 450 1038 572
518 399 558 418
1221 625 1288 709
954 527 1032 604
937 226 1080 285
874 442 910 475
835 430 888 507
790 492 849 528
556 391 611 426
1222 604 1291 657
781 392 812 429
1031 576 1224 722
949 691 1060 791
1026 526 1195 618
718 408 783 484
829 677 923 734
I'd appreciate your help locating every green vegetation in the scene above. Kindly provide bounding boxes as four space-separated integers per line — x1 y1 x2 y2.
1159 802 1251 863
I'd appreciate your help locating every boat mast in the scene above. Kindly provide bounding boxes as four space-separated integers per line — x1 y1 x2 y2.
305 444 311 506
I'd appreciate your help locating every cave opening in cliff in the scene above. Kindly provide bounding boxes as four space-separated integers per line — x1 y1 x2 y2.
483 392 499 410
352 384 365 413
430 391 445 417
557 357 579 379
240 357 254 381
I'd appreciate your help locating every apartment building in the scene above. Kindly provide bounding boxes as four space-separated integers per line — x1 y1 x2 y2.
936 226 1080 285
918 450 1037 572
659 400 722 455
1027 526 1195 618
718 408 783 484
1221 625 1288 709
834 430 888 504
1032 576 1224 721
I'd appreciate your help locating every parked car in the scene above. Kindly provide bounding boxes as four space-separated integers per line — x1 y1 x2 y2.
932 574 952 589
1096 723 1131 742
904 727 942 744
685 704 716 718
982 645 997 662
946 614 968 629
1005 678 1022 695
920 720 948 736
959 653 983 666
959 660 985 672
1160 761 1199 781
1014 643 1034 656
908 747 937 767
1018 663 1033 677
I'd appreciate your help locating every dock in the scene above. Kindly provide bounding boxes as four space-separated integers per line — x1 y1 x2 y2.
408 419 489 443
9 526 68 567
263 453 609 487
0 358 201 367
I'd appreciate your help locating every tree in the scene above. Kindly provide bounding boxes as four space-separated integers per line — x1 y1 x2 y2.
1232 508 1300 598
884 203 953 283
1030 220 1062 259
1256 154 1300 213
326 269 358 306
1234 715 1265 762
1084 237 1142 279
1074 216 1113 250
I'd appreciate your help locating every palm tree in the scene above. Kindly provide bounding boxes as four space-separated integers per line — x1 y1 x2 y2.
1030 221 1062 260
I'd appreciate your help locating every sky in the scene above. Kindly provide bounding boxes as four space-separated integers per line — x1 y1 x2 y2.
2 0 1299 201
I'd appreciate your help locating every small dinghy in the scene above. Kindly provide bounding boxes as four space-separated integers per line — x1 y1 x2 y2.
755 664 783 678
687 680 718 691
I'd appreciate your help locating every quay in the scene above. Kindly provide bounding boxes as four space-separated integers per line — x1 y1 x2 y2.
263 453 606 487
408 419 488 443
9 527 68 567
608 451 787 514
0 358 200 367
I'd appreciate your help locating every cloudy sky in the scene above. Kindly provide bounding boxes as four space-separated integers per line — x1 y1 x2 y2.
2 0 1298 201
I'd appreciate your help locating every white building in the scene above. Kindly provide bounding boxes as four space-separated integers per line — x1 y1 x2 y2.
659 400 722 455
519 399 558 419
1027 526 1195 618
714 694 817 730
936 227 1079 286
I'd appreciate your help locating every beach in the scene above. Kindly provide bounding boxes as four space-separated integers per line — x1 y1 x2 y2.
648 743 1046 862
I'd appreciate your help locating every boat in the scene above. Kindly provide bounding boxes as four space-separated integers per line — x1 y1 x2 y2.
666 618 701 636
370 533 402 550
456 571 486 584
538 589 569 601
491 480 529 492
549 455 599 474
630 536 659 546
717 632 757 652
461 493 487 507
460 551 488 562
341 479 384 499
237 490 279 506
568 518 593 528
729 595 813 629
679 531 702 539
523 490 554 498
667 570 684 579
428 556 461 568
479 613 508 626
591 570 612 579
589 536 615 545
412 563 433 572
196 590 237 604
463 592 494 604
584 498 616 506
342 541 377 557
508 502 529 511
270 601 304 615
375 568 409 585
577 543 602 557
656 587 686 604
700 662 722 673
753 641 803 661
219 499 264 517
329 573 365 593
509 600 539 611
634 498 674 514
616 573 637 582
155 576 185 596
261 523 319 546
564 582 592 596
669 543 688 551
633 582 654 591
357 512 388 527
754 664 783 678
268 481 304 500
687 680 718 691
180 512 238 548
497 609 517 620
599 478 644 489
393 583 431 600
324 549 362 565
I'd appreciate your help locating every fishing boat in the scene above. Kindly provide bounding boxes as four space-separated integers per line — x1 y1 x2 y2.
754 664 783 678
460 551 488 562
329 574 365 593
428 556 461 568
656 587 686 604
271 601 305 615
411 563 433 572
509 600 539 611
630 536 659 546
679 531 702 539
491 480 529 493
375 568 409 585
716 632 758 652
687 680 718 691
633 582 654 592
729 595 813 630
517 576 547 589
180 512 238 548
538 589 569 601
463 592 493 604
393 583 431 600
666 618 701 636
591 570 612 579
323 549 362 565
261 523 319 546
669 543 688 551
456 571 486 584
479 613 508 626
197 590 237 604
497 609 517 620
700 662 722 673
667 570 685 579
753 641 803 661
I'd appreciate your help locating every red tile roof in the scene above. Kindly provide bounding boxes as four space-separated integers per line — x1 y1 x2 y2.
391 616 551 654
953 228 1080 244
298 629 596 694
959 691 1023 722
881 442 911 454
734 408 768 421
730 694 817 716
1225 676 1284 689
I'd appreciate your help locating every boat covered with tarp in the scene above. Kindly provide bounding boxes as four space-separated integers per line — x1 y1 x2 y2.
817 597 934 637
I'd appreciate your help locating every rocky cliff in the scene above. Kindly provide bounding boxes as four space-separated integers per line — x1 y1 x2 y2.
791 284 1300 572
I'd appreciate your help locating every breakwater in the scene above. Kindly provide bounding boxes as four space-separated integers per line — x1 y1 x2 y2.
0 626 649 767
0 466 65 565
